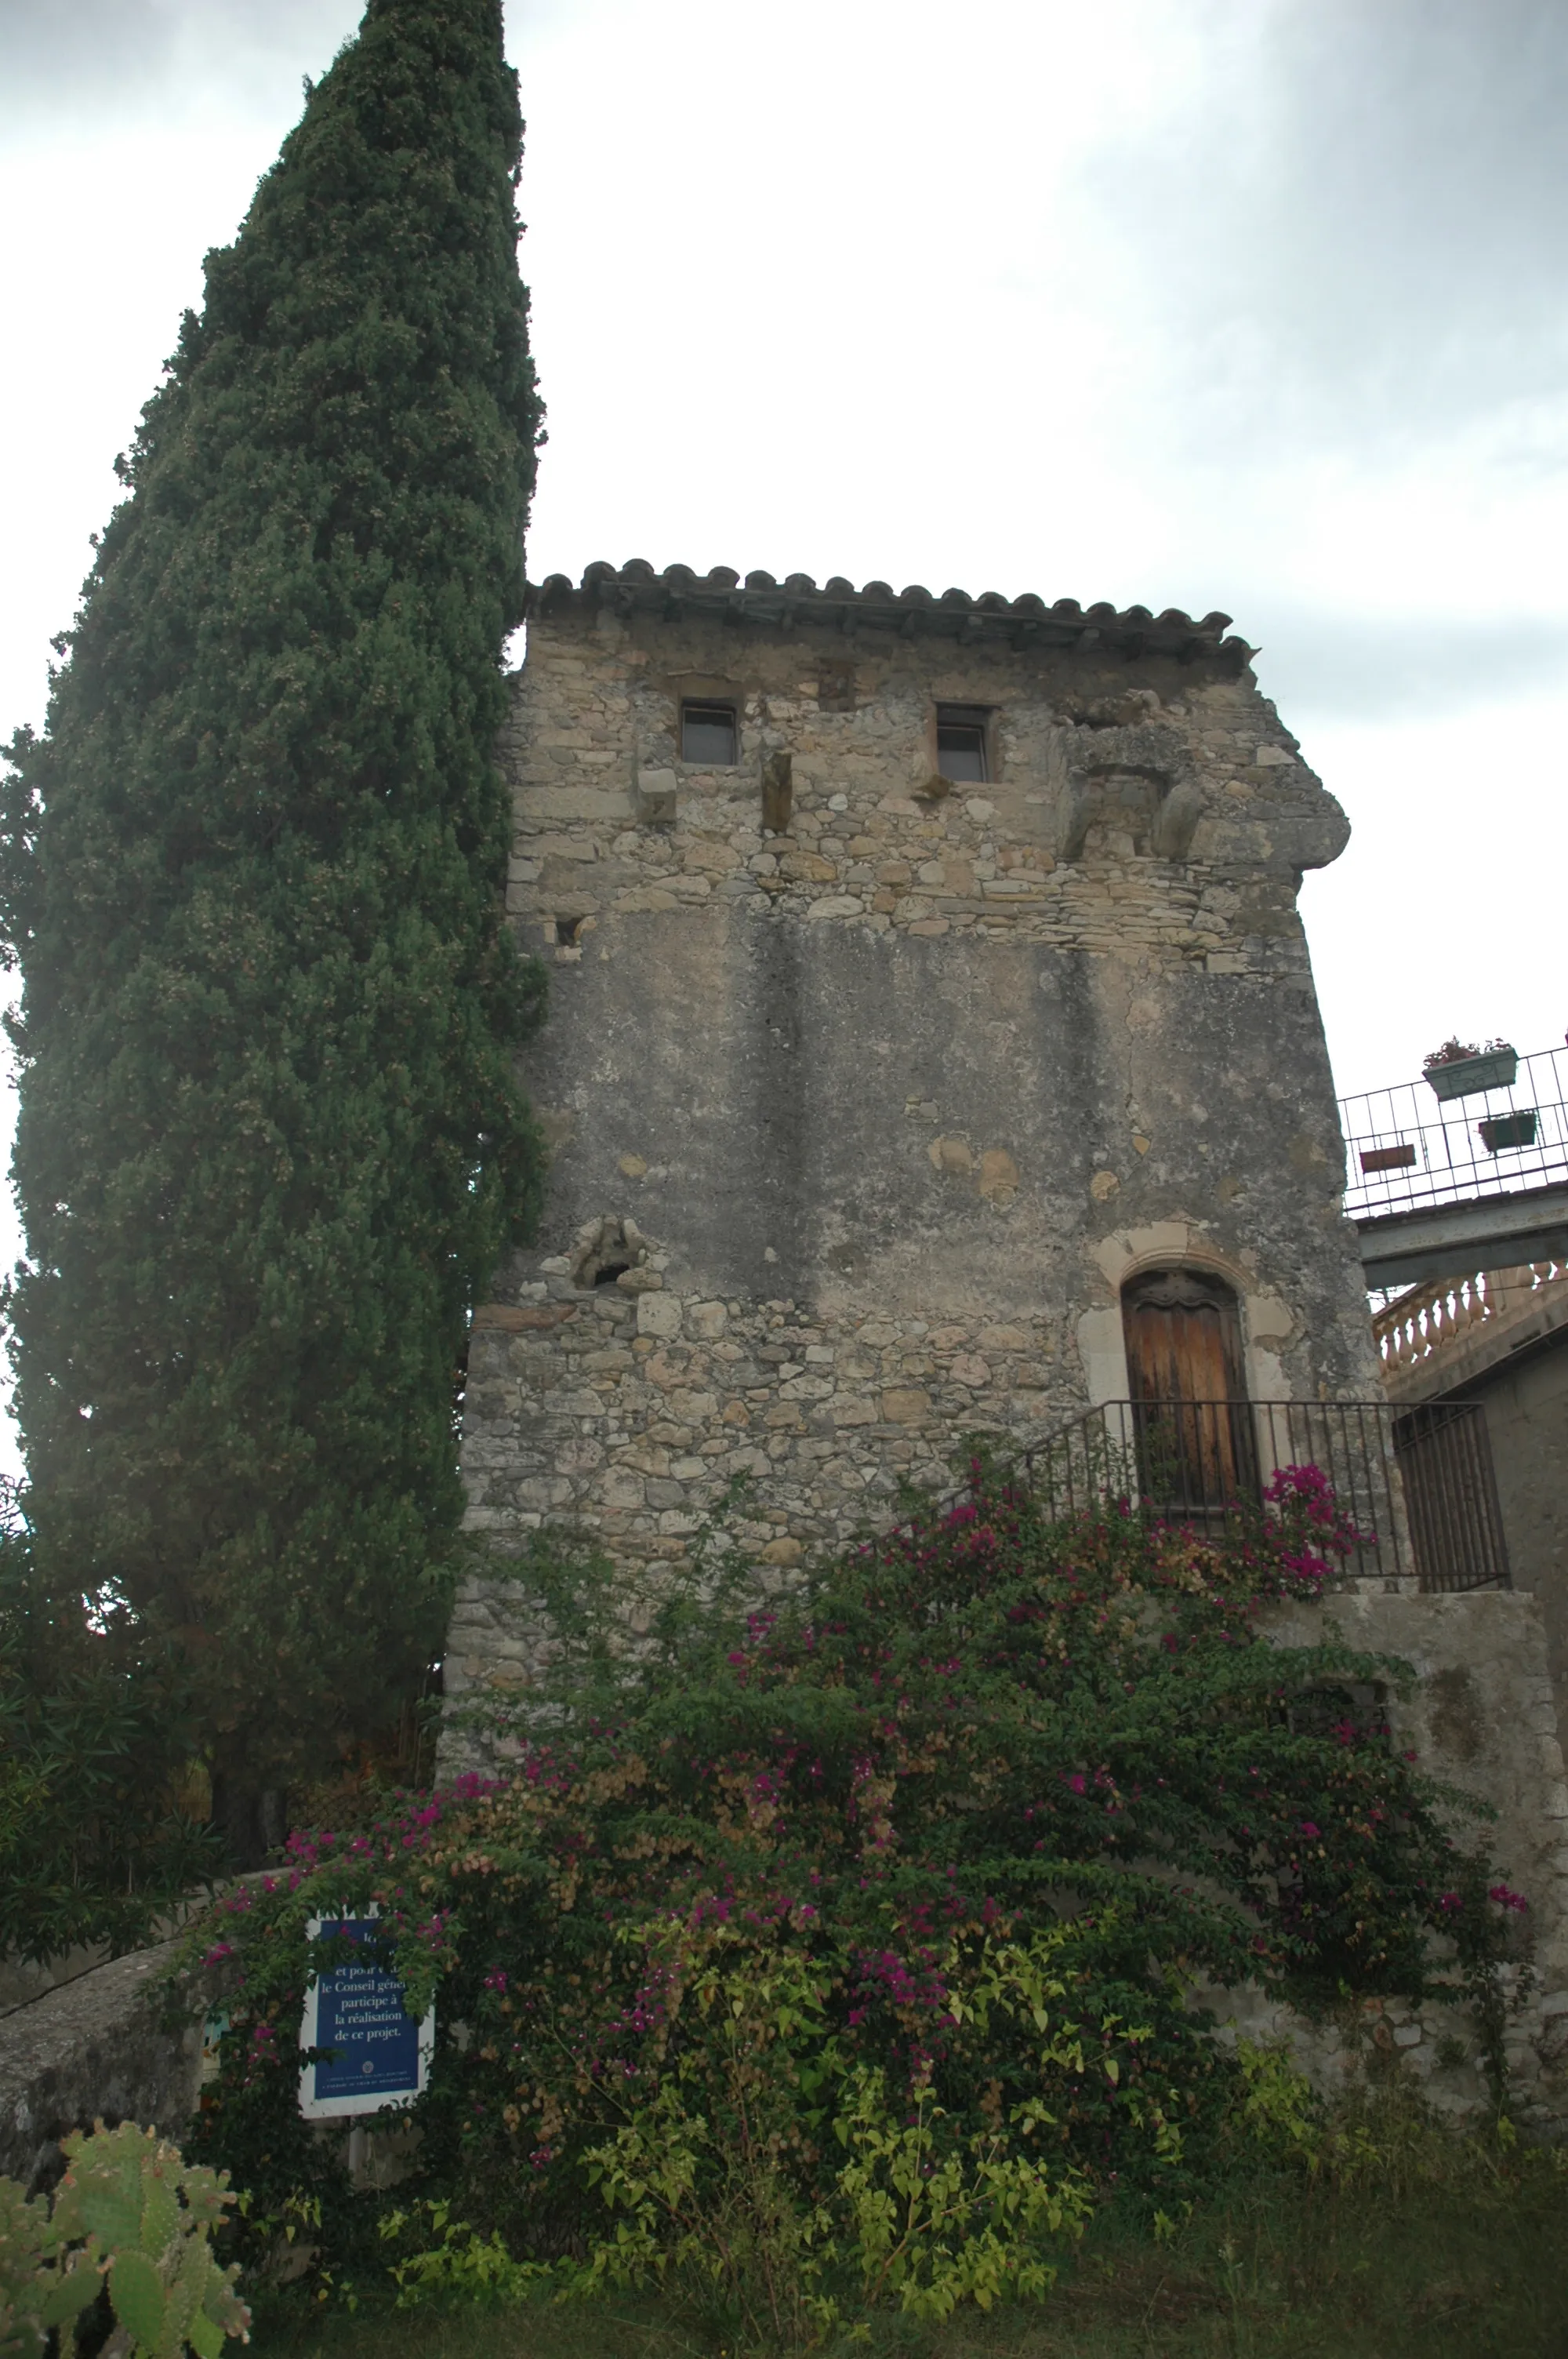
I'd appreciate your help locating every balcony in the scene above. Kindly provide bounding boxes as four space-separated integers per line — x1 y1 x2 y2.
1375 1256 1568 1401
1339 1045 1568 1289
1024 1398 1508 1595
1340 1042 1568 1220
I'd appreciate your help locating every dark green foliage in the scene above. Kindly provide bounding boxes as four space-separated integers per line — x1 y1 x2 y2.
180 1470 1520 2322
0 1496 221 1963
0 0 545 1848
241 2097 1568 2359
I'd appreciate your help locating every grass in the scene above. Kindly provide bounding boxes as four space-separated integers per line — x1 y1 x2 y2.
250 2128 1568 2359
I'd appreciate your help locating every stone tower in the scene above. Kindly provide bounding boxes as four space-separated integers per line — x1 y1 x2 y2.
442 558 1387 1727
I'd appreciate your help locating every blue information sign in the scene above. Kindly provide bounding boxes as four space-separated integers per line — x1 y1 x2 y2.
298 1913 434 2121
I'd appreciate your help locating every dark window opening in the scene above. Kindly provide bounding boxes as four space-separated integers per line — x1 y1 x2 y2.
936 705 989 783
571 1213 648 1291
681 700 738 765
554 915 585 945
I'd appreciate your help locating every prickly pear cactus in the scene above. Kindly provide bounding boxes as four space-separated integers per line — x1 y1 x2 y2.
0 2121 249 2358
0 2175 103 2357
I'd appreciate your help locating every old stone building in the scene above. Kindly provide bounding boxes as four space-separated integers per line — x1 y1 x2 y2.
448 560 1380 1616
431 557 1568 2126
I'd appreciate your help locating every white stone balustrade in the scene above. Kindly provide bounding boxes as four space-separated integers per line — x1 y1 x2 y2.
1374 1258 1568 1379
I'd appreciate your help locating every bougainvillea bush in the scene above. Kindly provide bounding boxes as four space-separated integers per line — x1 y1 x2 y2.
179 1465 1518 2335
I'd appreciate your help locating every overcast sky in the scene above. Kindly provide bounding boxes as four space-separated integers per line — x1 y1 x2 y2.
2 0 1565 1103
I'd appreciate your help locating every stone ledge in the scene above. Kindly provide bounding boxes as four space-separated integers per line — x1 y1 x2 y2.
0 1939 198 2190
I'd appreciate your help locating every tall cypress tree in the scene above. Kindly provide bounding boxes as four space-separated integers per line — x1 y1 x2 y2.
0 0 545 1856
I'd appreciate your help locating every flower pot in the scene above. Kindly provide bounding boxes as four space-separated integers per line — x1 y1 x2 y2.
1424 1048 1518 1101
1479 1110 1537 1154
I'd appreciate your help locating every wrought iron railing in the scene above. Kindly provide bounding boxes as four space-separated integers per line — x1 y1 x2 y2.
1338 1043 1568 1220
1391 1401 1512 1595
1018 1398 1508 1595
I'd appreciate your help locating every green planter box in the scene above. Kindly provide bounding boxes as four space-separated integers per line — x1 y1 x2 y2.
1425 1048 1518 1102
1479 1110 1538 1154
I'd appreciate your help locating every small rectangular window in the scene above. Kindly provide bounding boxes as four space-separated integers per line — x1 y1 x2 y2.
681 700 738 765
936 705 989 783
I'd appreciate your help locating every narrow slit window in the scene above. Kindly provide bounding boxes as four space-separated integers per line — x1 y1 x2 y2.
681 700 738 765
936 706 989 783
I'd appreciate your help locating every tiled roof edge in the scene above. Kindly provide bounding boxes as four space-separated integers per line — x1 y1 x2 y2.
524 562 1249 663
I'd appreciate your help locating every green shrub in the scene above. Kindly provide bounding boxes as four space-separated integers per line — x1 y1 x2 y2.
0 2120 249 2357
0 0 546 1859
0 1506 220 1965
178 1465 1517 2336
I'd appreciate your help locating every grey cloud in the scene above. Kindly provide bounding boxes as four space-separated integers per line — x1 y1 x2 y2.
0 0 360 125
1083 0 1568 454
1249 609 1568 724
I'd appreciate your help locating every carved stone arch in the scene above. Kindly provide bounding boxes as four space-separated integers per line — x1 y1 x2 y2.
570 1214 650 1290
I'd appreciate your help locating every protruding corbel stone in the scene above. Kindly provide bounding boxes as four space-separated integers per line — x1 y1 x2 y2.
1152 776 1206 862
635 765 677 827
1058 769 1091 862
761 750 793 834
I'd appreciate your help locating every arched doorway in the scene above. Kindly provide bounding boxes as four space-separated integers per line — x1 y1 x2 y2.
1120 1267 1258 1514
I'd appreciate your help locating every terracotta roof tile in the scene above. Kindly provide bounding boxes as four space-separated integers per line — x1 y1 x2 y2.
527 562 1244 663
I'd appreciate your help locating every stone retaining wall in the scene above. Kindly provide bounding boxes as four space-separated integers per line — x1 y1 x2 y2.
0 1939 198 2190
1250 1587 1568 2136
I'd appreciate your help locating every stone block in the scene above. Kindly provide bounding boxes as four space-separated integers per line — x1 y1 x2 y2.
531 785 632 826
637 1292 684 1339
686 1301 728 1339
779 849 837 884
635 767 678 825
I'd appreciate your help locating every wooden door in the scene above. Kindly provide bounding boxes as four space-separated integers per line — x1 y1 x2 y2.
1121 1268 1257 1513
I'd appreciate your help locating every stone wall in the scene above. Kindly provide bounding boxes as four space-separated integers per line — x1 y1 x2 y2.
0 1940 198 2190
1457 1339 1568 1738
1240 1587 1568 2135
445 566 1383 1744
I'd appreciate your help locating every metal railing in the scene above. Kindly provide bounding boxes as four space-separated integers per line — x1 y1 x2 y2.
1020 1398 1508 1594
1391 1401 1512 1596
1339 1043 1568 1220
